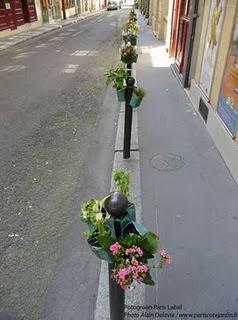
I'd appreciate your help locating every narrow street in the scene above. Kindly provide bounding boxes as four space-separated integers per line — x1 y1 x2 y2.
0 9 129 320
1 2 238 320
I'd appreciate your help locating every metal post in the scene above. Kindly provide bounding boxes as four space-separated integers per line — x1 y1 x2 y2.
108 264 125 320
104 191 129 320
123 77 135 159
127 63 132 77
61 0 66 19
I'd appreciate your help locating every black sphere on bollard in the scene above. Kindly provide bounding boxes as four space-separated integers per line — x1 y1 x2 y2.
126 77 135 87
104 191 128 218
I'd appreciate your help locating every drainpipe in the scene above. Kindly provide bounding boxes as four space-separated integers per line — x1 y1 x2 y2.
62 0 66 19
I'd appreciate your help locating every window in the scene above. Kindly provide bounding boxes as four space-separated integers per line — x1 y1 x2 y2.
0 0 5 8
65 0 74 9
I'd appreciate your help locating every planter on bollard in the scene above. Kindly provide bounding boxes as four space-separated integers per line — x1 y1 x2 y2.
79 175 172 320
123 76 135 159
104 191 129 320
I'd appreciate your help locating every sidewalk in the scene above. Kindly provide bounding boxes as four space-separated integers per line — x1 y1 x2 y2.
136 14 238 316
0 10 104 52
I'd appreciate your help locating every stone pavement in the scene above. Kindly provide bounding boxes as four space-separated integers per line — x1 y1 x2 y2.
136 13 238 318
0 10 104 52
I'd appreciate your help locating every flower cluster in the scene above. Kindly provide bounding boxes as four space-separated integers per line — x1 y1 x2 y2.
129 10 137 23
110 242 122 254
110 242 149 289
160 249 172 265
109 240 171 290
120 42 137 64
122 29 137 45
125 245 143 257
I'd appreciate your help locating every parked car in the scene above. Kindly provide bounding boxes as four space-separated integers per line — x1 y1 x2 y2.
107 1 119 10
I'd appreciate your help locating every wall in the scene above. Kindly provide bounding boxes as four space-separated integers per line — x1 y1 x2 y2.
186 0 204 86
189 0 238 184
151 0 159 35
165 0 174 50
34 0 43 23
156 0 169 39
150 0 169 40
65 6 76 17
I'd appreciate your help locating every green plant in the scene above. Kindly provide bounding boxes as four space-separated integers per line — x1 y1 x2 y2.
80 196 110 236
113 168 130 197
104 64 128 90
124 20 139 34
122 30 137 44
133 86 146 98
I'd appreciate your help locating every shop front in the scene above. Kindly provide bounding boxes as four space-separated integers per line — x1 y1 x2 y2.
170 0 201 87
216 5 238 138
0 0 37 32
188 0 238 184
171 0 191 73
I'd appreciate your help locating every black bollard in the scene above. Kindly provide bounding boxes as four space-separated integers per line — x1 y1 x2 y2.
123 77 135 159
127 63 132 77
104 191 129 320
108 264 125 320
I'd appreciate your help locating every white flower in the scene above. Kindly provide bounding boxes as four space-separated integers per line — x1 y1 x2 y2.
126 42 131 47
95 212 103 221
82 211 87 220
128 29 135 35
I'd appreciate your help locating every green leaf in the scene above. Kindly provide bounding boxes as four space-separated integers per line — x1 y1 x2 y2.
120 233 141 248
145 253 155 259
127 203 136 221
143 273 155 286
83 229 91 238
138 232 160 256
104 64 127 90
97 235 115 251
112 168 131 197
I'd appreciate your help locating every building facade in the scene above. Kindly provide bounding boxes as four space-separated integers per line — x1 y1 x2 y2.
61 0 104 19
189 0 238 183
0 0 40 34
0 0 104 36
150 0 169 40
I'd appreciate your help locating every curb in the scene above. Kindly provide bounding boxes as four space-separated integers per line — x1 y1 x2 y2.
94 68 145 319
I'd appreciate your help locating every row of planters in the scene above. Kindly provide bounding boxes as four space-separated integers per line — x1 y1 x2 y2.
79 8 171 293
80 169 172 290
104 8 146 108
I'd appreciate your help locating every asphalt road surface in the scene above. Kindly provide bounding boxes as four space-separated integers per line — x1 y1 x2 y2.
0 8 129 320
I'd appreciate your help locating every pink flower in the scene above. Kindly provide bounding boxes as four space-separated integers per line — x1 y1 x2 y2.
125 245 144 257
112 261 150 290
137 247 144 257
137 264 148 273
160 249 172 265
110 242 122 255
160 249 168 257
125 248 133 255
118 267 130 280
165 256 172 265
